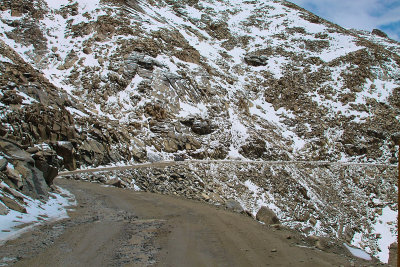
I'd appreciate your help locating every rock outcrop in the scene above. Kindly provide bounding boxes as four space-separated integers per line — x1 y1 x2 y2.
0 138 55 204
372 29 388 38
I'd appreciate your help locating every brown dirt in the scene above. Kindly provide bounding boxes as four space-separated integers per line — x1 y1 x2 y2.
0 178 379 267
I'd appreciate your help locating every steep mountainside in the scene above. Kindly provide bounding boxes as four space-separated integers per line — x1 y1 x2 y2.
0 0 399 167
0 0 399 264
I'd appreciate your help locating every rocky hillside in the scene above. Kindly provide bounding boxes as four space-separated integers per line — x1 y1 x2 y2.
0 0 398 264
0 0 399 167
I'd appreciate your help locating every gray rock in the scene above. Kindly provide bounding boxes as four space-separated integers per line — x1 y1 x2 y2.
0 140 51 198
244 55 268 66
201 193 210 201
126 52 163 70
256 206 280 225
105 178 122 188
80 140 105 154
0 158 7 171
0 201 9 215
191 119 214 135
0 195 26 213
0 140 34 164
26 147 40 154
54 141 76 170
15 161 50 198
225 199 244 213
5 166 23 188
33 159 58 186
371 29 388 38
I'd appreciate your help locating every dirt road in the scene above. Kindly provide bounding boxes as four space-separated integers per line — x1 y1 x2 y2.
58 160 395 176
1 178 376 266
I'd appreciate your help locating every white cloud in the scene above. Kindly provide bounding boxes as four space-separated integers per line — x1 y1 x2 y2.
289 0 400 40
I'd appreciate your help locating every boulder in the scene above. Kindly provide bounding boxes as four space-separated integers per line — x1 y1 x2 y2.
32 150 59 185
0 158 8 171
0 195 26 213
225 199 244 213
244 55 268 66
83 47 92 54
191 119 214 135
372 29 388 38
147 151 162 163
26 147 40 154
105 178 122 188
126 52 163 71
0 201 8 215
130 146 146 162
5 166 23 189
54 141 77 170
33 158 58 186
163 139 179 153
15 161 50 198
0 141 51 197
256 206 280 225
240 138 266 159
201 193 210 201
79 140 107 165
80 140 105 154
0 139 34 164
174 155 185 161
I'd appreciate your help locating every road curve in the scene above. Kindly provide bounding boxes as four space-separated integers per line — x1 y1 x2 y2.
58 159 395 176
0 178 372 267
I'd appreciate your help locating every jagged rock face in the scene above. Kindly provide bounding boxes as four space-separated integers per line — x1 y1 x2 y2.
0 38 137 168
0 138 51 199
0 0 399 165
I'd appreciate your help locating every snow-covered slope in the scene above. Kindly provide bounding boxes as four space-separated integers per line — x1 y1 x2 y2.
1 0 399 166
0 181 76 244
0 0 398 263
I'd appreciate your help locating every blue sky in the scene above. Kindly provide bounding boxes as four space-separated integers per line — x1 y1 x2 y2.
288 0 400 41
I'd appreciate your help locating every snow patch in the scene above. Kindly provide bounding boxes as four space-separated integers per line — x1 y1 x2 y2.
343 243 372 261
178 101 208 117
372 206 398 263
65 107 88 117
43 0 70 9
0 185 76 244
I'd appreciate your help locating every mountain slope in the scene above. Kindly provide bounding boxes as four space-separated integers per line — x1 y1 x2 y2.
1 0 399 166
0 0 398 263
